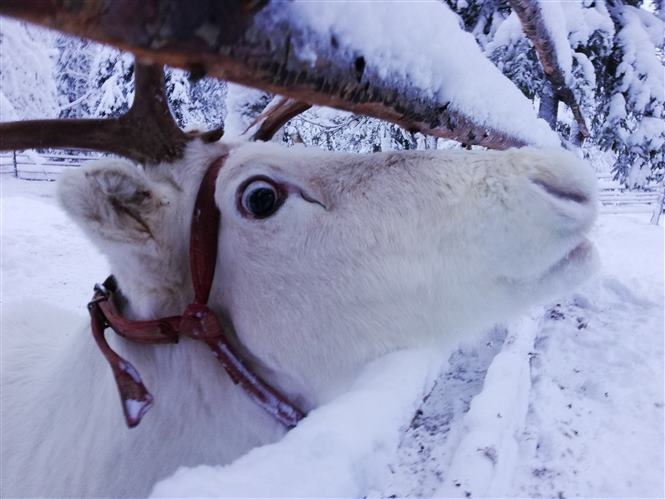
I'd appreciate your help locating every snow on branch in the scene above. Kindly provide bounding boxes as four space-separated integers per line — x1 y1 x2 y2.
509 0 590 141
0 1 560 150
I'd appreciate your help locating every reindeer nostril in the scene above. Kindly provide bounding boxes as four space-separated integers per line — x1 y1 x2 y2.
532 179 588 204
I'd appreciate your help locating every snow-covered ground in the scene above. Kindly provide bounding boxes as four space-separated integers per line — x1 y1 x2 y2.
388 214 664 498
1 175 663 498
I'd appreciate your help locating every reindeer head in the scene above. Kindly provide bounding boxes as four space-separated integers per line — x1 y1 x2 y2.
58 140 597 404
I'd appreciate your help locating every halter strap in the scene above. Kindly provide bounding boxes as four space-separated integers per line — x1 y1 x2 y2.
87 155 305 428
189 156 224 305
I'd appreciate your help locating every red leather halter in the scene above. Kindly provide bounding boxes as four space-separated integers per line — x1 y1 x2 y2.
87 155 305 429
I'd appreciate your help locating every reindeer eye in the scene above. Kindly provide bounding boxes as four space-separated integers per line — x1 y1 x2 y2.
240 179 282 218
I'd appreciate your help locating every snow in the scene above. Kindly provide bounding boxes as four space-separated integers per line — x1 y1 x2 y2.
124 398 152 423
386 213 664 498
561 1 615 50
152 348 444 498
632 116 665 151
2 175 662 498
485 12 524 56
434 316 538 497
538 1 573 79
509 214 664 498
616 7 665 116
119 360 143 384
629 4 665 48
0 88 18 121
0 178 107 316
223 83 271 139
0 18 58 120
607 4 665 185
608 92 628 123
264 2 559 148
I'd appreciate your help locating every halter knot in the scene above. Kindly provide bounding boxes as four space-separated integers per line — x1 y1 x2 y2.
179 303 222 341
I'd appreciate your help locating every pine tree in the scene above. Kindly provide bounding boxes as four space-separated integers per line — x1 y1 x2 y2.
281 108 427 153
224 83 272 138
596 2 665 186
167 68 227 131
54 34 93 118
188 75 227 132
449 0 664 187
0 18 58 120
485 12 546 101
87 46 133 117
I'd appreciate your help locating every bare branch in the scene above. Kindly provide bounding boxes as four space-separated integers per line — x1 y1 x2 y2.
0 62 222 164
509 0 590 141
246 98 311 141
0 0 535 149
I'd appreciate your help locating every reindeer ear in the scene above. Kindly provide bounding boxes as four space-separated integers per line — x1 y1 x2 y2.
58 159 169 244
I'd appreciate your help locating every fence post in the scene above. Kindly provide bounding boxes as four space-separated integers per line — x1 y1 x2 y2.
650 187 665 226
12 150 18 178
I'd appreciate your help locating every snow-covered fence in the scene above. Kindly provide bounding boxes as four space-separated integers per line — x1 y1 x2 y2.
597 171 665 223
0 150 104 181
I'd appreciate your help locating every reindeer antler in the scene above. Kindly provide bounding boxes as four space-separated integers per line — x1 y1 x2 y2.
0 62 223 164
247 97 312 142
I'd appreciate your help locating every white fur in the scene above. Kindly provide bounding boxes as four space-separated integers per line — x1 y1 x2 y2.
1 141 598 497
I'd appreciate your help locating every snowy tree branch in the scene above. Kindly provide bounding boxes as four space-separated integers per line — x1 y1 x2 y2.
509 0 590 141
0 62 223 163
0 0 538 149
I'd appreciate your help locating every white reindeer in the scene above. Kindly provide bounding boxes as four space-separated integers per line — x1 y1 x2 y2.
1 140 597 497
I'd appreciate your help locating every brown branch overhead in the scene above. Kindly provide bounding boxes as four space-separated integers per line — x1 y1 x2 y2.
0 0 534 150
0 62 222 163
509 0 590 140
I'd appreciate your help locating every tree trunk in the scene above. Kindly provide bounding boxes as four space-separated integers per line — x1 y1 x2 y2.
538 80 558 130
510 0 589 141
